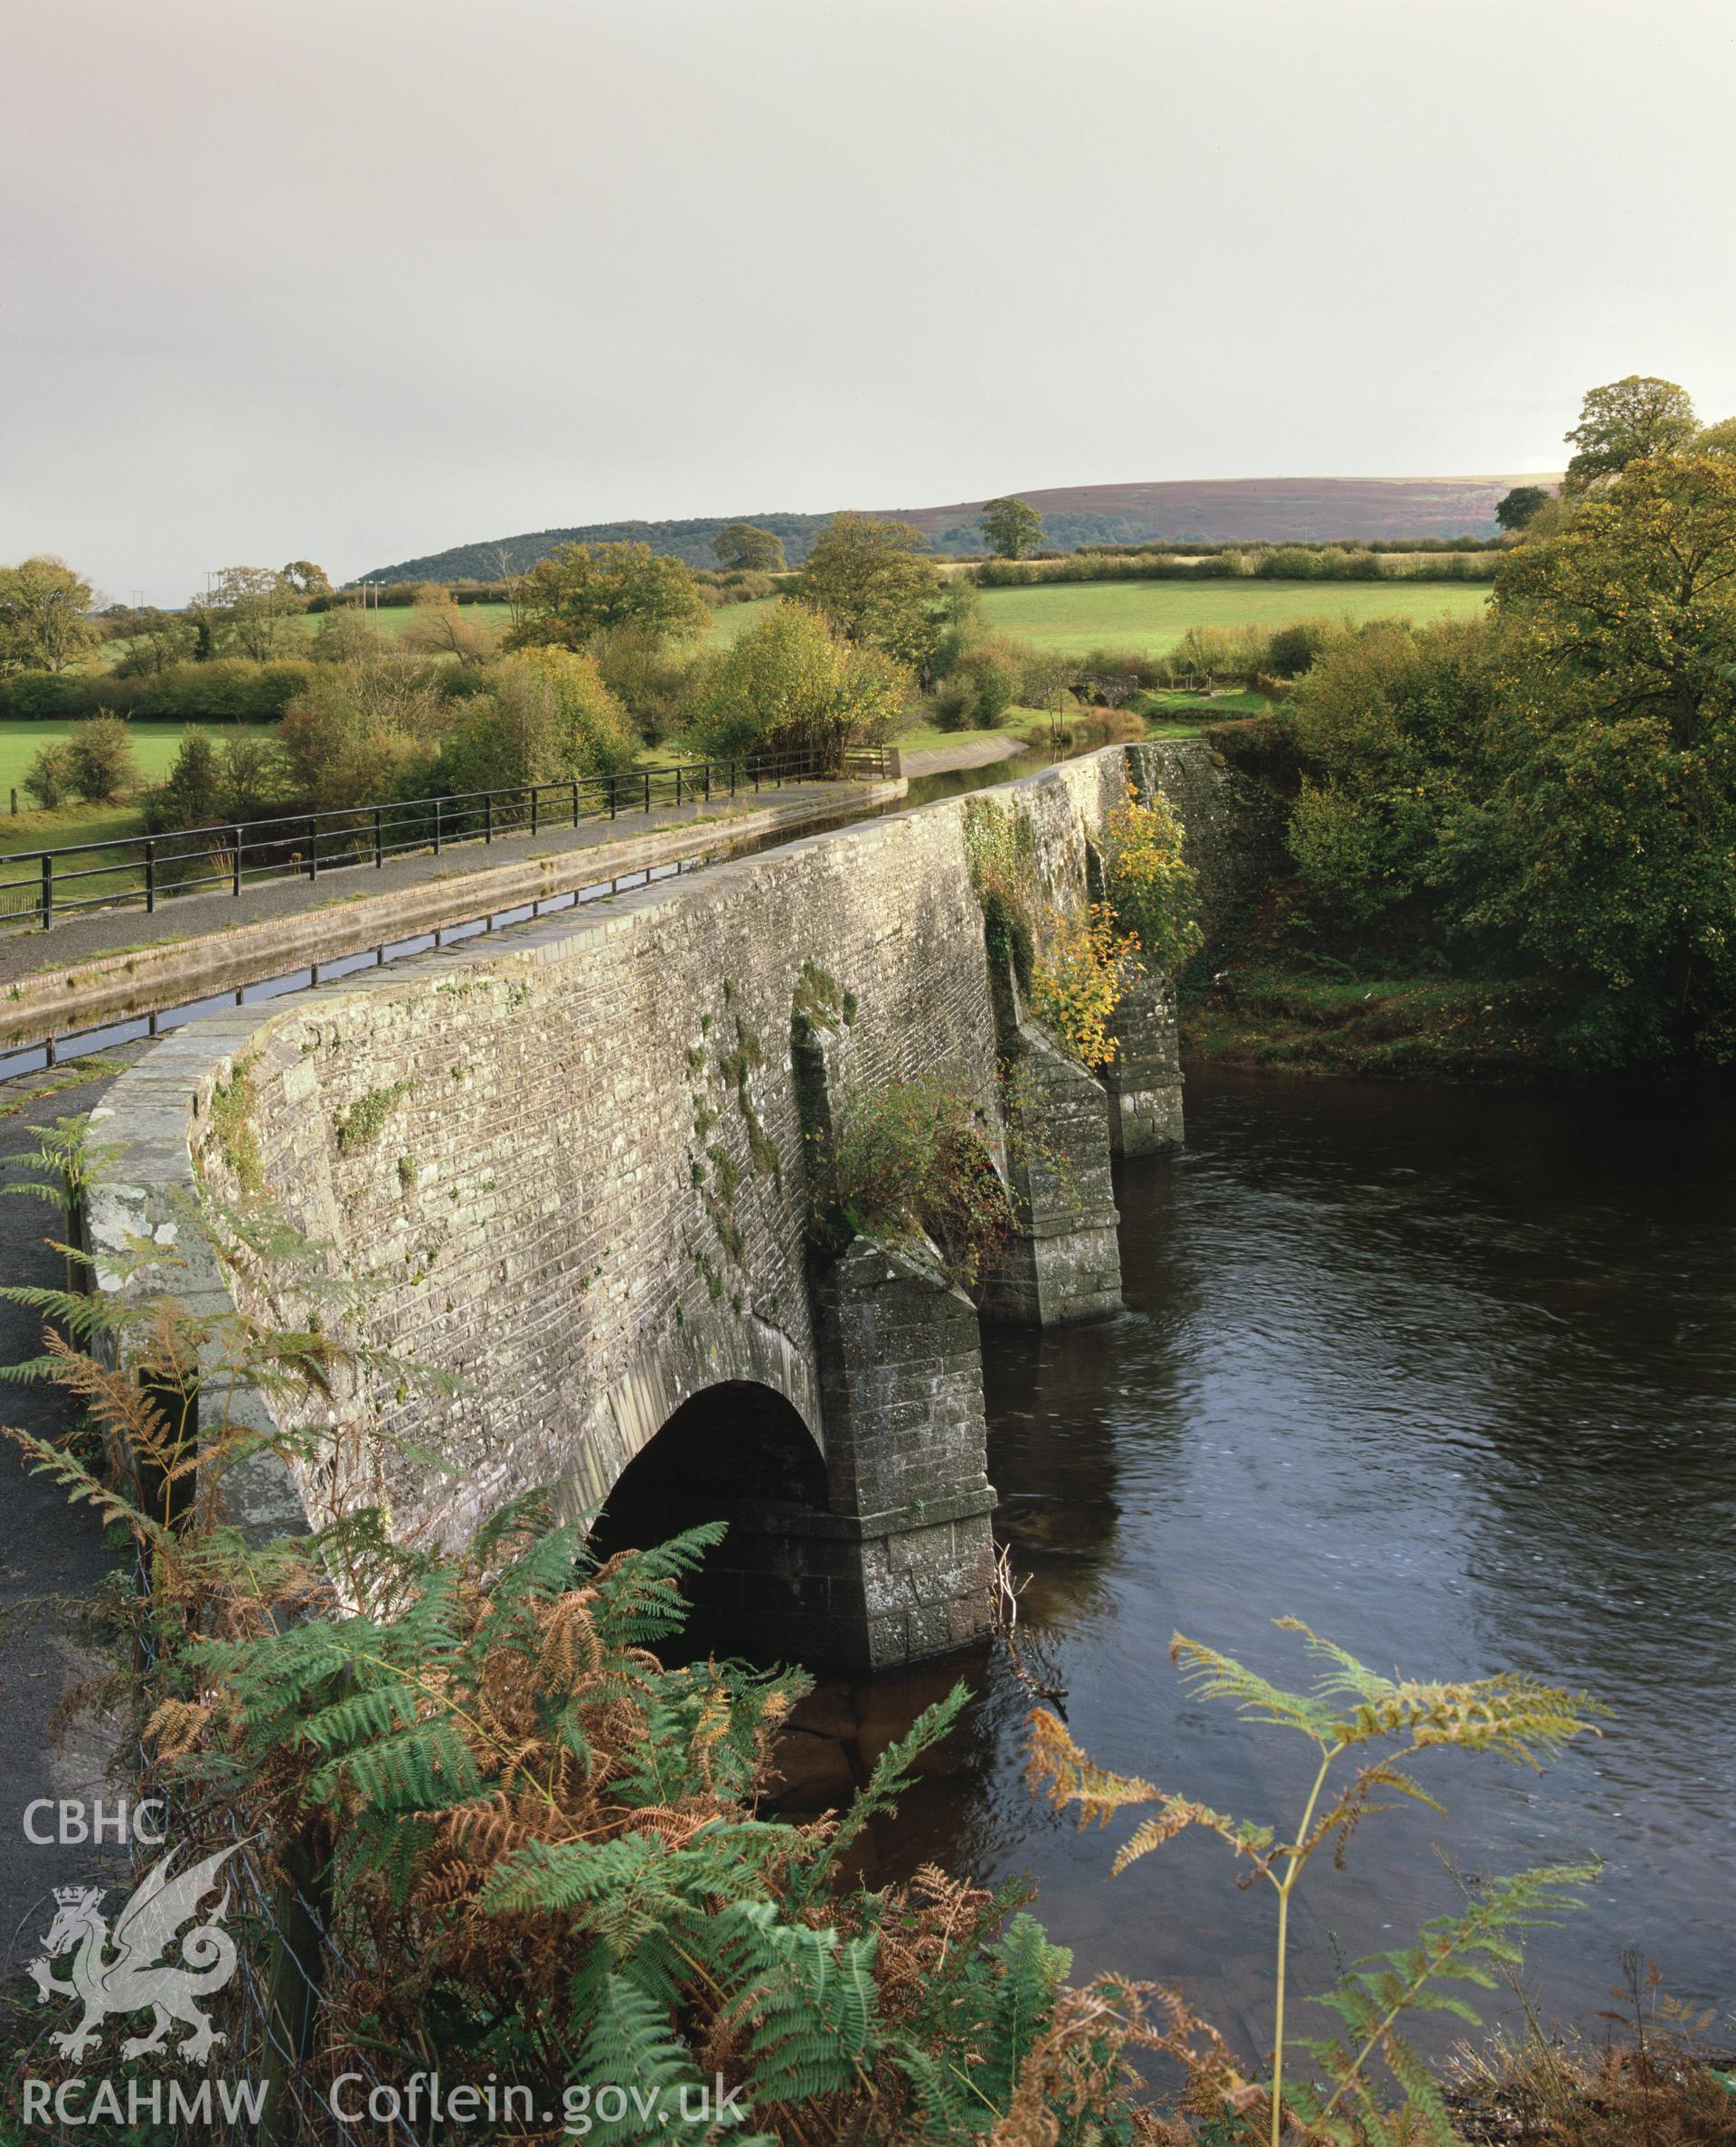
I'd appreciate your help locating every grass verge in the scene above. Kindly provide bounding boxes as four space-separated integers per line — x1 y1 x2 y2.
1182 960 1559 1081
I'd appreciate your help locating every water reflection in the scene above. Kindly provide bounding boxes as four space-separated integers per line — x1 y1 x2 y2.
781 1065 1736 2045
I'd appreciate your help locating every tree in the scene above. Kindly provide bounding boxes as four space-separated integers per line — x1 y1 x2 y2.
108 605 197 677
0 555 96 675
403 583 499 665
308 608 389 666
201 566 300 660
63 715 140 803
978 496 1043 559
281 560 333 601
712 522 787 572
793 513 942 674
276 657 454 811
1561 374 1699 495
1696 415 1736 458
1495 485 1550 532
1477 453 1736 1058
508 541 710 652
687 601 911 765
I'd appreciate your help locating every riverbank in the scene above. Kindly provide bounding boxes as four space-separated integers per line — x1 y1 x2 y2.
1181 960 1561 1081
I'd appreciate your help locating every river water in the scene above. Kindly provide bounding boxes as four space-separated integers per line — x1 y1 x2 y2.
806 1064 1736 2049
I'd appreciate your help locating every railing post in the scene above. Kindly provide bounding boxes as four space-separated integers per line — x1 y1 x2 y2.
608 776 617 821
374 807 383 867
307 818 318 880
644 770 651 813
485 794 493 845
675 765 683 807
233 828 242 897
41 854 52 932
434 799 443 855
531 785 539 837
144 838 156 913
731 759 737 798
572 779 579 828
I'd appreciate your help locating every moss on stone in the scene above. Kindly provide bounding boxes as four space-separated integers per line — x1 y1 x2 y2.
207 1055 265 1194
335 1078 416 1156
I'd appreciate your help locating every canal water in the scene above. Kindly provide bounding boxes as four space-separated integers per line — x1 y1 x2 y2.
790 1064 1736 2049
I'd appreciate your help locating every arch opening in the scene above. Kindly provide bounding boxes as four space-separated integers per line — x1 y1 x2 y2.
589 1381 835 1665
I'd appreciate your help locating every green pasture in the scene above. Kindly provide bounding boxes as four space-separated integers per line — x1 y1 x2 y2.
704 579 1488 658
0 724 278 922
0 721 276 804
975 577 1490 654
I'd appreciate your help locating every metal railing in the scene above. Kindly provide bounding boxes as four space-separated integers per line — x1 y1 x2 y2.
0 743 892 932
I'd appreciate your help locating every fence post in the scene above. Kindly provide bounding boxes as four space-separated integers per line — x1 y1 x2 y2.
572 779 579 828
307 818 318 881
531 785 539 837
374 806 383 868
233 829 242 898
485 794 493 845
608 775 616 820
644 770 651 813
675 765 683 808
144 838 156 913
731 760 737 798
40 854 52 932
434 799 443 855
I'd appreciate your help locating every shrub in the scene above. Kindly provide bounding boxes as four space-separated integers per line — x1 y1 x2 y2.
517 646 639 779
591 623 700 743
21 739 78 809
961 794 1038 987
276 657 454 811
816 1076 1014 1290
134 657 318 720
62 714 139 802
1261 615 1340 677
436 649 638 793
688 601 911 765
143 732 222 831
142 730 292 833
307 609 390 665
402 591 499 666
1099 780 1203 971
1029 903 1143 1068
1165 621 1269 681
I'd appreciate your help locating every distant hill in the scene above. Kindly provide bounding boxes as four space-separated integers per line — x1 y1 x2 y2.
355 476 1557 584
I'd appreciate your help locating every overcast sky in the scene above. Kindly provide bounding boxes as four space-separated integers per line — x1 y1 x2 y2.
6 0 1734 603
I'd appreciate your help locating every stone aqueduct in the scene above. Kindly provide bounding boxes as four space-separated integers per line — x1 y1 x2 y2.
90 742 1230 1670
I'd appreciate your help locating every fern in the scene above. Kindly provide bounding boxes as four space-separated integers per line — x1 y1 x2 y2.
572 1971 711 2143
1025 1621 1605 2147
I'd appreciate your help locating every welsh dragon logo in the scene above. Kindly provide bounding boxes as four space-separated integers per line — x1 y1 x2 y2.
26 1843 241 2064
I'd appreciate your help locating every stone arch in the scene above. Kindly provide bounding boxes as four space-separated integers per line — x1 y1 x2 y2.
587 1377 834 1662
559 1307 823 1525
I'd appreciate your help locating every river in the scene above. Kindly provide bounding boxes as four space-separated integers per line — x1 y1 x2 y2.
793 1064 1736 2050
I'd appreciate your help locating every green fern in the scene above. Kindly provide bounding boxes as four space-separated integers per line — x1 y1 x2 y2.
1026 1621 1606 2147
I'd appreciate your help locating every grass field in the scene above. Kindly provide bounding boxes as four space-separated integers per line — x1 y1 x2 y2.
0 725 279 922
0 721 277 804
705 578 1488 657
976 577 1490 653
